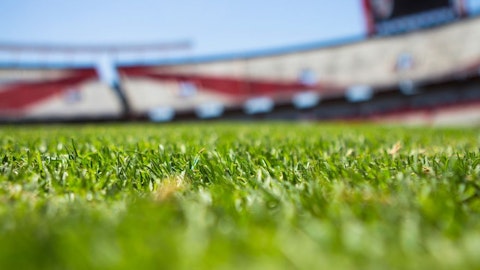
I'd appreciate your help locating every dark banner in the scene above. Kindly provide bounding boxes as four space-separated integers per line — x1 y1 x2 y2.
364 0 465 35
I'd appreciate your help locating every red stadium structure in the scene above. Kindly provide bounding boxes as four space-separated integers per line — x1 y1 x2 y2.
1 1 480 125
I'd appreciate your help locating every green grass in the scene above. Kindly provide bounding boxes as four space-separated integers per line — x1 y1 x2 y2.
0 123 479 269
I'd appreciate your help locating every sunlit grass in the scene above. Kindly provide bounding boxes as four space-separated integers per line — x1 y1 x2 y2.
0 123 479 269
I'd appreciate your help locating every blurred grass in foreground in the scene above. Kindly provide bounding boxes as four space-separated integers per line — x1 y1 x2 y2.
0 123 479 269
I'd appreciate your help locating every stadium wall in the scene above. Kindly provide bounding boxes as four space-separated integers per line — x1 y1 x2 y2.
1 16 480 123
119 16 480 118
0 68 122 120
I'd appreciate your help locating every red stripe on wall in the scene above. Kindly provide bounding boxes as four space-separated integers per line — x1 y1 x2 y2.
0 69 97 111
120 67 334 98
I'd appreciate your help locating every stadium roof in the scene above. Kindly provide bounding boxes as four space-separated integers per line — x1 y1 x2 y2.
0 40 192 53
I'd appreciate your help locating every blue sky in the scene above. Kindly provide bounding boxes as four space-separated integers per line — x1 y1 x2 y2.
0 1 365 56
1 0 480 58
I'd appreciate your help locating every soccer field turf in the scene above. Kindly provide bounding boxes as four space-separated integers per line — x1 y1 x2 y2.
0 123 479 269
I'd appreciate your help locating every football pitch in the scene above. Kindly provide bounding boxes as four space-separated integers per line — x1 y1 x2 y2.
0 123 479 269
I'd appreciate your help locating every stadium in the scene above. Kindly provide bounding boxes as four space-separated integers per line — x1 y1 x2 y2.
2 1 480 269
2 0 480 125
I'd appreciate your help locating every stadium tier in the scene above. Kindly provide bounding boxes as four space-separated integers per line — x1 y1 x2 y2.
119 16 480 113
0 68 123 120
1 3 480 123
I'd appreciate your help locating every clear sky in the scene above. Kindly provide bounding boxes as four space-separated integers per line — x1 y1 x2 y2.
1 0 480 58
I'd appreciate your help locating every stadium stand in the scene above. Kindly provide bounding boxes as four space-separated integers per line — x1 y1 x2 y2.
1 1 480 124
118 15 480 120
